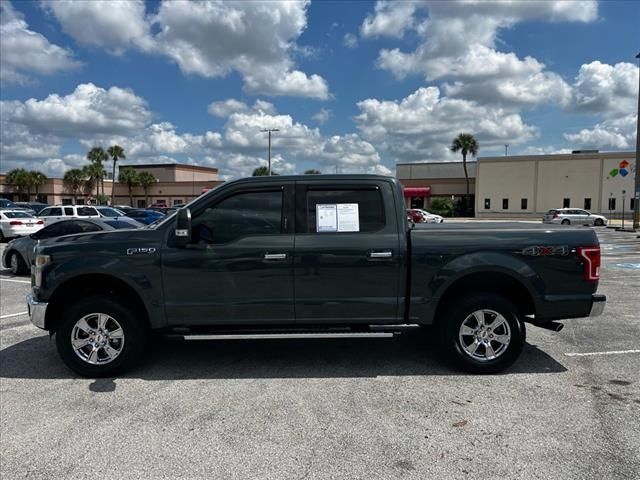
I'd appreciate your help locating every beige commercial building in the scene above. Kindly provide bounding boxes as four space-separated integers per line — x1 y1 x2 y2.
396 161 476 209
396 151 637 218
475 151 636 218
0 163 223 208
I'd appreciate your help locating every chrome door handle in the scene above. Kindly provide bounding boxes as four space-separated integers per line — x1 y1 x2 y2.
264 253 287 261
368 251 393 259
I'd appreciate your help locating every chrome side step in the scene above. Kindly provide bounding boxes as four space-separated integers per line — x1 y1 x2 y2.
181 332 397 341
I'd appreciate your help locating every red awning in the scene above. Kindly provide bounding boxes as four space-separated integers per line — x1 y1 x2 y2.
403 187 431 197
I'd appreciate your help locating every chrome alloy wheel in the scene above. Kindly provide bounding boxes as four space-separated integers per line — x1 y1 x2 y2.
458 309 511 362
71 313 125 365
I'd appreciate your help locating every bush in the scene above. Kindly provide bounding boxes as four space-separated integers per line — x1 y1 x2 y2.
428 198 454 217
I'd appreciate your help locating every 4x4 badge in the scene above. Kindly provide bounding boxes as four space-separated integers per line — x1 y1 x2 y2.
126 247 157 255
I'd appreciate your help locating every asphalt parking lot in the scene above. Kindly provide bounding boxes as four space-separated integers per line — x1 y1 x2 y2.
1 227 639 479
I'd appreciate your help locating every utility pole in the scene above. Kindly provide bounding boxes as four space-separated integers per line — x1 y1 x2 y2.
633 52 640 230
260 128 280 175
504 144 509 156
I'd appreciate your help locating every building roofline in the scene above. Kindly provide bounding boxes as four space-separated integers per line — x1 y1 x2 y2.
477 151 635 162
396 160 476 166
119 163 218 172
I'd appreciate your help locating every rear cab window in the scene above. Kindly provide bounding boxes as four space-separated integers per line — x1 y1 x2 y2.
296 181 394 235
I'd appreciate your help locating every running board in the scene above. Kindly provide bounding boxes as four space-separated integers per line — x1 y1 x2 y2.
167 332 398 341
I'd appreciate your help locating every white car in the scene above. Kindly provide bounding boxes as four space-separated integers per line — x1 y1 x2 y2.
542 208 608 226
37 205 101 225
413 209 444 223
0 210 44 241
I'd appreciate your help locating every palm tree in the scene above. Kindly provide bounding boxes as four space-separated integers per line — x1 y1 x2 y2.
63 169 85 203
450 133 479 198
137 171 156 207
86 147 109 195
81 166 96 199
118 168 139 207
252 166 270 176
29 171 47 202
84 162 106 198
5 168 30 201
304 169 321 174
107 145 126 206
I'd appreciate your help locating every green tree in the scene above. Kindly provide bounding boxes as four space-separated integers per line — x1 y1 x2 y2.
63 168 85 203
5 168 30 200
137 171 156 207
304 169 321 174
252 166 270 176
450 133 479 198
428 198 455 217
86 146 109 195
81 166 96 198
107 145 126 206
29 171 47 202
118 168 139 207
84 161 106 198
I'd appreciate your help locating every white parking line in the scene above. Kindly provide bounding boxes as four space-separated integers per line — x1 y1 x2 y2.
0 311 28 319
565 349 640 357
0 278 30 284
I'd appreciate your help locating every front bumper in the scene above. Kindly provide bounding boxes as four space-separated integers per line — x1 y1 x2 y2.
26 293 47 329
590 294 606 317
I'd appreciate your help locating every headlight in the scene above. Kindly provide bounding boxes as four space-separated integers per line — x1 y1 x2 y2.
35 254 51 266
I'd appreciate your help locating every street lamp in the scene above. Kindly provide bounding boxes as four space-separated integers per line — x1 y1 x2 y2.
633 52 640 230
260 128 280 175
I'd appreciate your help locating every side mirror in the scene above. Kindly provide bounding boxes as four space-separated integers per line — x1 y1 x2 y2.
175 208 192 247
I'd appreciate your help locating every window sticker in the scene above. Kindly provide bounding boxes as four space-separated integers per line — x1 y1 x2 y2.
316 204 338 232
337 203 359 232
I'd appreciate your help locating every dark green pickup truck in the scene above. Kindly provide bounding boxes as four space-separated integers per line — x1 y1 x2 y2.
27 175 605 376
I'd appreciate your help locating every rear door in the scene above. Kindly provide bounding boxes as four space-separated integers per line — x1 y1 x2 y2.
293 180 402 324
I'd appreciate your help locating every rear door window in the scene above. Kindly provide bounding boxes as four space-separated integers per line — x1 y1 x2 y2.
64 207 73 215
304 188 385 234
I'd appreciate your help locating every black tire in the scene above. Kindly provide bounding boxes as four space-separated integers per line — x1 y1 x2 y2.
594 218 604 226
8 251 27 275
439 294 525 374
561 219 570 225
55 296 147 377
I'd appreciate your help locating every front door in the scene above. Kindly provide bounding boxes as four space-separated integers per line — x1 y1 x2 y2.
293 181 403 324
161 185 295 326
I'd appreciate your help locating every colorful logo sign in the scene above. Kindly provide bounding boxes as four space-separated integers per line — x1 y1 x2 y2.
609 160 632 178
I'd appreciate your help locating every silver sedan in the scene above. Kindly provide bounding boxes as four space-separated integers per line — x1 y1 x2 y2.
542 208 608 226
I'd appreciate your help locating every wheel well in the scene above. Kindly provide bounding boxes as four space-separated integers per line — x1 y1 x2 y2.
45 274 150 332
433 272 535 324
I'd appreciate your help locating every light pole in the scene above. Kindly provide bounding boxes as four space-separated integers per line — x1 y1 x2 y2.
260 128 280 175
633 52 640 230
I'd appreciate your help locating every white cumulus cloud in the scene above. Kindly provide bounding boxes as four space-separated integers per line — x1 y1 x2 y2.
0 1 80 85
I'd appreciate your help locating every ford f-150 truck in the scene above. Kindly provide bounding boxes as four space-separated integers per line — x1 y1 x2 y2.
26 175 605 377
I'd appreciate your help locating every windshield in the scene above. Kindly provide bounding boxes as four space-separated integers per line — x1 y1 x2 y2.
99 207 124 217
145 184 223 230
0 199 17 208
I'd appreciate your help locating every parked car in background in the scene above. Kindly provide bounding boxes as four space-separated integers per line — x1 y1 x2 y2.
2 217 143 275
148 206 178 216
407 208 444 224
543 209 608 226
0 198 19 209
95 206 126 217
125 208 165 225
0 210 44 242
114 205 134 212
15 202 49 214
37 205 101 225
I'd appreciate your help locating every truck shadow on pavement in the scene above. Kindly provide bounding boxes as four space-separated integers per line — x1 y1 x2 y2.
1 329 567 380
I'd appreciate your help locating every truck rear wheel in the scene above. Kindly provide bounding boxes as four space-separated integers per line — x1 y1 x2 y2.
440 294 525 374
55 296 147 377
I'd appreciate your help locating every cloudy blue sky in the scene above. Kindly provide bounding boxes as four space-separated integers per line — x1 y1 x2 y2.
1 0 638 179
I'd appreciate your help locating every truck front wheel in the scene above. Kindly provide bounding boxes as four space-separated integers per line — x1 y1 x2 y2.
55 296 147 377
441 294 525 374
